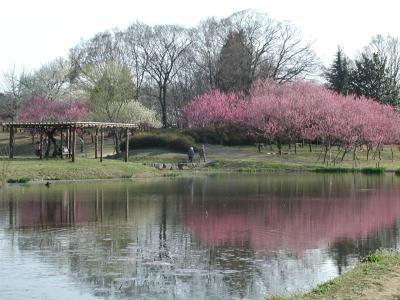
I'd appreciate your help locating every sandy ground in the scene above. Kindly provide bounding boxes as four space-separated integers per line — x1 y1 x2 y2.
362 270 400 300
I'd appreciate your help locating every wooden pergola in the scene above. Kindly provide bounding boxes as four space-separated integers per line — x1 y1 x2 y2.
2 121 147 162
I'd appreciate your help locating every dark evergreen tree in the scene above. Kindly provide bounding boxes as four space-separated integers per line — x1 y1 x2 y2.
216 30 252 93
325 47 351 95
350 52 399 106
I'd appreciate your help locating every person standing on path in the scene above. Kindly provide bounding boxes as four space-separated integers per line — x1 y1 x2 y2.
199 144 206 162
187 146 195 163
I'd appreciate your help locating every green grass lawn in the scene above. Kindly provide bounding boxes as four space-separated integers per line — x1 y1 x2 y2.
126 143 400 171
1 158 160 181
1 130 400 181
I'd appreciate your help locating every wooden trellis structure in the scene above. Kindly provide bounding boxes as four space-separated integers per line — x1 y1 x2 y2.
2 122 149 162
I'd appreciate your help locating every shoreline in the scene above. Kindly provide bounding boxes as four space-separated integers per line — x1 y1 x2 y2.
1 157 398 184
270 249 400 300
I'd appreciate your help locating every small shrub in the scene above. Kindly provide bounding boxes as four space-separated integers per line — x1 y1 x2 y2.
314 167 355 173
360 167 385 174
120 131 196 152
168 136 196 152
7 177 30 184
18 177 31 183
362 254 381 263
184 127 221 144
395 169 400 176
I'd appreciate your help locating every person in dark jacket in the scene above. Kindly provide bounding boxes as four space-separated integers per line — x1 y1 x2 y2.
187 146 194 163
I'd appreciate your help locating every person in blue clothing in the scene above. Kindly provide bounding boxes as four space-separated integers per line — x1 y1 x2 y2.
187 146 195 163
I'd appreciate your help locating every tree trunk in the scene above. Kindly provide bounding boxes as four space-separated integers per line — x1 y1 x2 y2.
277 140 282 156
161 85 168 128
113 130 120 155
49 134 57 157
391 147 394 162
379 146 381 161
44 131 51 158
328 142 332 164
323 144 328 164
341 149 348 162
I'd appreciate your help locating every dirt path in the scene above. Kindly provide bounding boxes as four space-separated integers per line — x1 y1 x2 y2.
362 269 400 300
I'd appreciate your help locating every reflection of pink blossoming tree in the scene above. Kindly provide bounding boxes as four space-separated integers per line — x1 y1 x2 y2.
185 186 400 254
18 97 89 157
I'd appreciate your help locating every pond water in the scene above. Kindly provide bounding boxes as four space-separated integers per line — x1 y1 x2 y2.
1 173 400 300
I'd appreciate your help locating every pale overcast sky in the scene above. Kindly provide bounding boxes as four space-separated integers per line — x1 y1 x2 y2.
1 0 400 76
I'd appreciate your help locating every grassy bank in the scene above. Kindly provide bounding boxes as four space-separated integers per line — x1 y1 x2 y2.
2 131 400 180
1 158 163 181
270 249 400 300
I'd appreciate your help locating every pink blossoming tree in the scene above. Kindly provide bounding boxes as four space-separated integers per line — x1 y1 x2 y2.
18 97 89 157
181 79 400 164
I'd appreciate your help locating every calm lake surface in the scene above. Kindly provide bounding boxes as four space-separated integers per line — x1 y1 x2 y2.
1 173 400 300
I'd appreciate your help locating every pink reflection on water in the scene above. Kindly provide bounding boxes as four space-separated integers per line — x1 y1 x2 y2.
16 199 84 226
185 188 400 253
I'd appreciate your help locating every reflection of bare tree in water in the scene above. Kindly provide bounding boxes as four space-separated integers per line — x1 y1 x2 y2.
329 221 400 275
8 194 13 227
125 184 129 221
209 243 257 299
159 194 169 259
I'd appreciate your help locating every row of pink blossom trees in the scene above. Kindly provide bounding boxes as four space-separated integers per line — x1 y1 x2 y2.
180 80 400 163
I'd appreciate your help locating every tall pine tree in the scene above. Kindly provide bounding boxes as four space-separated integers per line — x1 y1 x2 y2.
325 47 351 95
350 53 399 106
216 30 252 93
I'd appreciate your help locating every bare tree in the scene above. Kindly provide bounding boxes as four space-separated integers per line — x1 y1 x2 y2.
24 58 72 100
225 10 319 83
270 23 319 83
362 34 400 86
120 22 152 100
189 10 319 99
69 30 125 87
193 17 227 90
0 66 30 120
141 25 193 127
223 10 279 82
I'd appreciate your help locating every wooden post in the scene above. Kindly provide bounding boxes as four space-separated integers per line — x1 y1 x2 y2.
94 128 98 159
67 127 71 158
124 128 129 162
100 127 104 162
9 126 14 159
60 129 64 159
72 127 76 162
39 131 43 160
